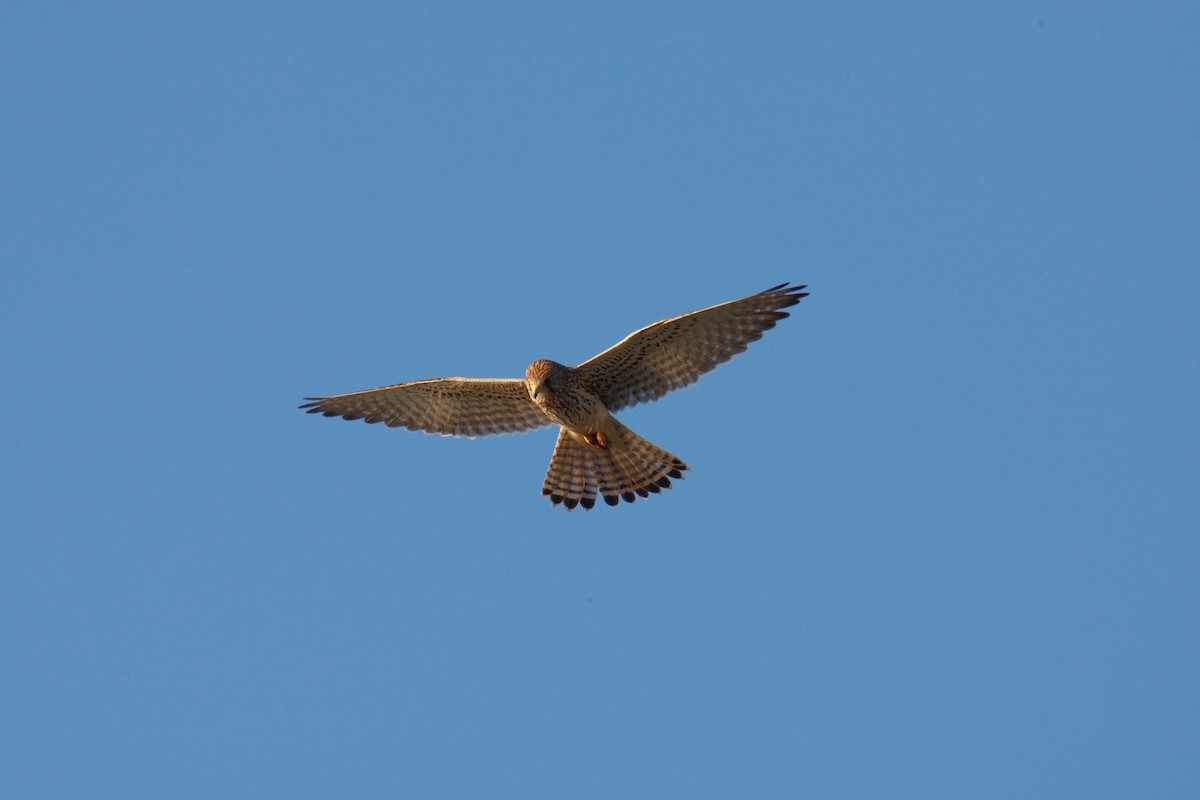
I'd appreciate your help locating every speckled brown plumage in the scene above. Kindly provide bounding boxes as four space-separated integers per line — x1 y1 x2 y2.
301 283 808 510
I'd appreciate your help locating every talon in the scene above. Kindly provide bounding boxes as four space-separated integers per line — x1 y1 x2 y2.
583 431 609 449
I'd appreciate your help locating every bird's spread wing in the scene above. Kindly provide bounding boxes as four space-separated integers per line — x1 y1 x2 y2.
575 283 808 412
300 377 552 438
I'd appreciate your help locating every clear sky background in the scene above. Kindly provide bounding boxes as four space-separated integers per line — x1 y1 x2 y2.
2 3 1197 798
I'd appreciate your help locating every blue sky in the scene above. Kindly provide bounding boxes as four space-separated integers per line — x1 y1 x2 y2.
2 3 1197 797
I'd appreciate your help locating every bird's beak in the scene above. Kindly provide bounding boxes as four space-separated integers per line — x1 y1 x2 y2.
530 382 542 399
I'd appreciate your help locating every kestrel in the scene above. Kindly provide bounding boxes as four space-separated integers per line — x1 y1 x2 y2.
301 282 808 510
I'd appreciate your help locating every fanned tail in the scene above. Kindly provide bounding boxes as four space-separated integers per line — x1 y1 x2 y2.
541 419 688 510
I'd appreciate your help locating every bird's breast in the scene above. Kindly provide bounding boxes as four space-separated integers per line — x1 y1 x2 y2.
538 386 610 435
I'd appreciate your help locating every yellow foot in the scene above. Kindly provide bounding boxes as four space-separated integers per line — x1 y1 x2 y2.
583 431 609 449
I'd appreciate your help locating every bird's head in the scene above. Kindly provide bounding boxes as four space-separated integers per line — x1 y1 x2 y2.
525 359 563 401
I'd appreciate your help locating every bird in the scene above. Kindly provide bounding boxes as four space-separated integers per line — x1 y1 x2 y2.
301 282 808 510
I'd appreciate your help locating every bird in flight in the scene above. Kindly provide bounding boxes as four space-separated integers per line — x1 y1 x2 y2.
301 283 808 510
